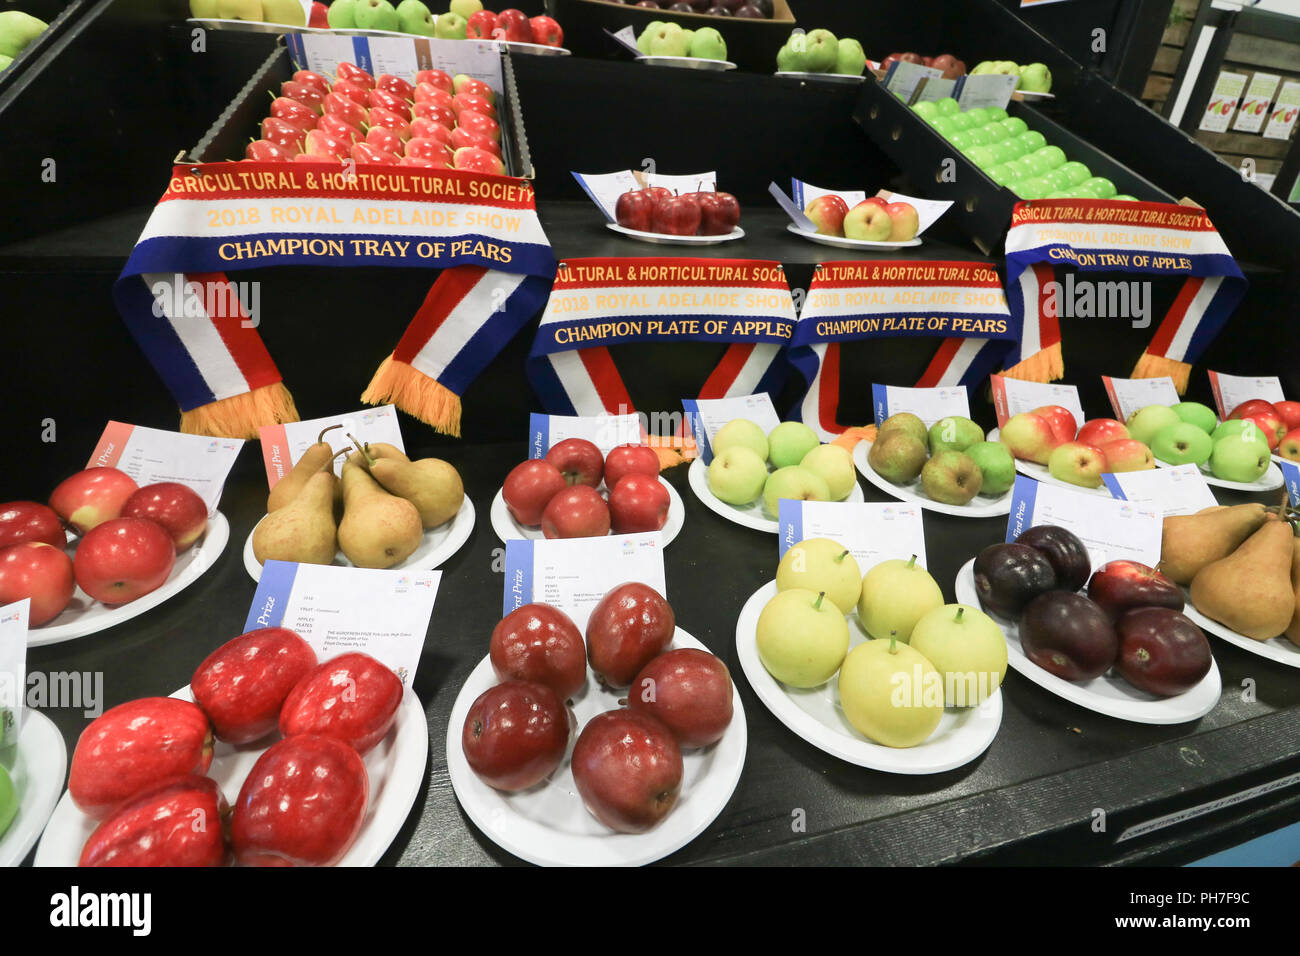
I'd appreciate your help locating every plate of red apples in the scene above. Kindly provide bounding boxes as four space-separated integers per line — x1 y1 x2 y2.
611 184 743 245
788 193 922 250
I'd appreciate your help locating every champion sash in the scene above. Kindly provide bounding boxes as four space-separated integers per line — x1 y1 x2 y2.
113 161 555 437
787 260 1017 439
1003 199 1246 391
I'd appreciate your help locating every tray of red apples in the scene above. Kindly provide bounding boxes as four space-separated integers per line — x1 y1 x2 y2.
36 628 427 866
252 62 508 174
0 469 230 647
954 525 1220 724
447 586 746 866
491 439 685 544
612 183 743 244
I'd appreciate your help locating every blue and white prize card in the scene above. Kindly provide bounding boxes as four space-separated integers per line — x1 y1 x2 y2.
1006 475 1162 568
527 413 643 459
871 384 970 427
1102 463 1217 518
778 499 927 570
1281 459 1300 507
246 562 440 686
681 393 781 464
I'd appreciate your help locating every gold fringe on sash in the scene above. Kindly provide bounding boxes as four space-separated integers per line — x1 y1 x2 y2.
361 354 464 437
179 382 299 438
1131 351 1191 394
1001 341 1064 383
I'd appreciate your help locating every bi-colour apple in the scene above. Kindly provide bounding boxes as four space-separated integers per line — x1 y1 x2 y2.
843 199 892 242
73 517 176 605
121 482 208 551
49 467 139 534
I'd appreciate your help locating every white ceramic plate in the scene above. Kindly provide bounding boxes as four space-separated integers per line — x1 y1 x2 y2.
1182 600 1300 670
497 39 571 56
446 628 746 866
954 560 1221 724
687 457 865 534
243 497 474 582
774 70 866 84
735 582 1002 773
0 711 67 867
636 55 736 71
488 477 684 546
30 513 230 647
852 440 1014 517
1154 456 1284 492
1016 90 1055 101
35 685 427 867
785 224 923 251
606 223 745 245
986 428 1112 497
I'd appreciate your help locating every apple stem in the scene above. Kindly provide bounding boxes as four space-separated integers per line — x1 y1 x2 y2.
955 607 964 622
317 423 344 444
907 554 917 569
889 631 898 654
837 549 850 562
813 591 825 610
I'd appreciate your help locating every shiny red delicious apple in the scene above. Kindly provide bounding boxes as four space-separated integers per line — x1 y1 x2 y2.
461 680 571 791
1116 607 1213 697
697 191 740 236
0 501 66 550
490 603 587 700
376 73 414 101
246 139 295 162
282 80 326 112
1019 592 1119 681
454 93 496 120
73 517 175 605
1014 524 1091 592
191 627 318 744
1086 560 1184 622
414 101 456 130
616 189 656 232
405 137 453 166
317 113 364 146
496 8 532 41
270 96 319 130
367 88 410 117
572 709 682 833
608 474 670 534
586 582 675 687
79 775 229 867
415 82 454 110
449 126 502 157
628 648 733 747
260 116 309 152
69 697 214 819
49 467 139 535
331 78 371 107
502 459 567 526
233 734 368 867
121 482 207 551
0 542 75 626
652 194 702 236
1274 401 1300 433
1227 399 1279 423
336 62 375 90
545 437 604 487
293 69 331 96
457 109 500 142
466 9 497 38
604 443 660 487
367 106 413 141
415 68 452 92
279 652 404 756
973 542 1057 618
529 14 563 46
541 485 611 539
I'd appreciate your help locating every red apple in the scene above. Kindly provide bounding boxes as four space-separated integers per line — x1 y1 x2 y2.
544 438 604 487
529 14 563 46
627 648 733 748
69 697 214 819
453 93 496 120
317 113 365 146
804 194 848 236
375 73 415 102
191 627 318 745
245 139 295 163
457 109 500 142
330 78 371 107
400 155 447 169
411 119 454 146
503 459 567 526
279 653 404 756
49 467 139 534
1076 418 1128 447
1019 591 1119 681
999 411 1059 464
281 80 325 112
652 193 702 236
335 62 374 90
260 116 309 152
572 709 682 833
461 680 570 791
1278 428 1300 463
351 142 401 166
323 92 369 130
0 542 75 626
608 474 670 535
882 201 919 242
1115 607 1213 697
697 191 740 236
294 69 331 96
413 102 456 130
604 444 660 487
121 482 207 551
586 582 675 687
490 603 587 700
367 87 410 117
616 189 656 232
269 96 319 130
73 517 175 605
541 485 611 539
367 106 413 141
414 82 455 111
305 128 354 160
232 734 368 867
1032 405 1078 444
1086 560 1184 622
79 775 229 868
1227 399 1279 422
453 146 506 175
1239 411 1285 449
403 138 453 166
1101 438 1155 472
308 2 329 29
466 8 497 38
1274 401 1300 433
0 501 65 550
415 69 452 92
449 125 501 157
496 8 532 41
364 125 405 156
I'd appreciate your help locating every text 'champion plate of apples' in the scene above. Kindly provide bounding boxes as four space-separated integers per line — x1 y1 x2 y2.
735 581 1003 774
446 629 747 867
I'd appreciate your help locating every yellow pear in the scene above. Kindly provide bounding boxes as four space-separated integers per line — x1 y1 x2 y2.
337 458 423 569
253 470 338 566
363 442 409 463
369 457 464 528
1285 537 1300 649
1159 502 1268 584
1189 520 1296 640
266 424 343 512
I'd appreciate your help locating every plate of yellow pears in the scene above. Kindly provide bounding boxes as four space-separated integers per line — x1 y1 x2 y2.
243 434 474 583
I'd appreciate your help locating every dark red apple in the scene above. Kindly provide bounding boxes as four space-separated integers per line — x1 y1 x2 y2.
1019 592 1119 681
232 734 368 867
697 191 740 236
191 627 318 744
0 542 74 626
541 485 610 539
69 697 214 819
73 517 176 605
502 459 567 526
608 474 670 534
545 437 604 488
1086 560 1184 622
490 603 587 700
0 501 67 550
586 582 675 687
572 709 682 833
1015 525 1091 592
604 443 660 487
628 648 733 747
615 190 656 232
49 467 139 534
973 542 1057 619
461 680 570 791
1116 607 1213 697
651 193 702 236
79 775 229 867
279 653 404 756
121 482 208 551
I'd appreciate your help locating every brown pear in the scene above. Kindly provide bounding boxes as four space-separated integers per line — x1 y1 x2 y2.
1189 520 1296 640
267 424 344 512
369 457 464 528
1159 503 1269 584
337 459 423 569
1285 537 1300 649
253 470 338 566
364 442 409 463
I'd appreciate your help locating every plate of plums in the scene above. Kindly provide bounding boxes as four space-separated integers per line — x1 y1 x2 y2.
954 524 1221 724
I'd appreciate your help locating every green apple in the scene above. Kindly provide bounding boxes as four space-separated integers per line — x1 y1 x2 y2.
1151 422 1213 466
707 446 768 506
0 762 14 838
922 451 983 504
0 10 46 57
432 9 465 37
838 638 944 747
1126 404 1181 446
796 28 838 72
970 61 995 75
216 0 263 20
638 22 664 55
878 412 928 449
912 101 939 120
756 588 849 687
262 0 306 24
1172 401 1217 434
799 444 857 501
767 421 820 469
964 441 1015 496
1018 62 1052 93
327 0 358 27
834 37 866 76
775 39 798 72
448 0 481 17
190 0 221 17
1211 419 1260 444
689 26 726 61
992 60 1020 76
928 415 984 455
857 555 944 643
909 604 1007 707
396 0 434 35
1059 161 1091 186
776 538 862 614
867 431 927 485
763 466 830 517
354 0 400 30
1082 176 1117 198
712 418 768 462
1209 432 1271 482
935 97 960 116
0 54 12 72
647 21 689 57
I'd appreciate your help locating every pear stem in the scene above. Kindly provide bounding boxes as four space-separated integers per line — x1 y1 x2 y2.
889 630 898 654
317 423 344 444
813 591 825 610
837 549 850 562
955 607 964 622
906 554 917 569
347 432 375 468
